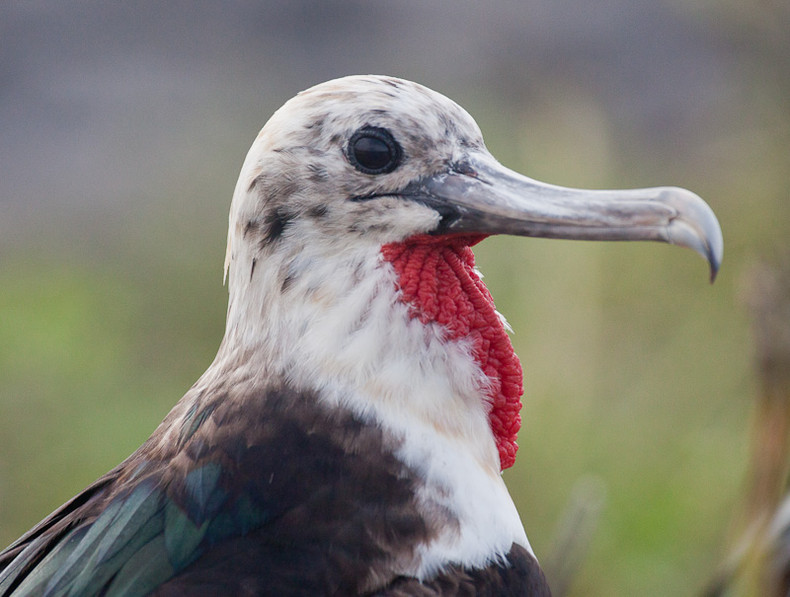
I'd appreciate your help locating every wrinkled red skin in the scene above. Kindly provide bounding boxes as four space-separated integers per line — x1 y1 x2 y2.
381 235 522 470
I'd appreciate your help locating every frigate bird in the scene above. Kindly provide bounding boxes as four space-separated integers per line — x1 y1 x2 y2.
0 75 722 596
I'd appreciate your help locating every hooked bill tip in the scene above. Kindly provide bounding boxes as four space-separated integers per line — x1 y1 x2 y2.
662 187 723 284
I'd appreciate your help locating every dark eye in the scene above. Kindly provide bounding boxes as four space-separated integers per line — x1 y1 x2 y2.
347 126 402 175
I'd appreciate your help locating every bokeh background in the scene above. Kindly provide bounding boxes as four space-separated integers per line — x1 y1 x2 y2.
1 2 788 595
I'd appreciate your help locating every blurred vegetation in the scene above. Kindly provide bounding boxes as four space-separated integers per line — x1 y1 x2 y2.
1 2 789 596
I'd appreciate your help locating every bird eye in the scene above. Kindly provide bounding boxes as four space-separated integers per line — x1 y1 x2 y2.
347 127 402 175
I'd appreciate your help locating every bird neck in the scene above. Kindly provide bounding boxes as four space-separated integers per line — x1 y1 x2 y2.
219 234 521 472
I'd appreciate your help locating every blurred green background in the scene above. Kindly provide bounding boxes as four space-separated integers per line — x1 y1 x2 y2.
1 2 788 595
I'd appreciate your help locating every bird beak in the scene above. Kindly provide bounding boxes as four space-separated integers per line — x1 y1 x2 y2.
409 152 723 282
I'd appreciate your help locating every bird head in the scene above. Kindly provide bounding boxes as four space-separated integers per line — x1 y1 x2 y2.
225 75 721 279
220 75 722 471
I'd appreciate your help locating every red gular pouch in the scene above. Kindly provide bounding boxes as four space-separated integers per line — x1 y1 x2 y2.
381 234 523 470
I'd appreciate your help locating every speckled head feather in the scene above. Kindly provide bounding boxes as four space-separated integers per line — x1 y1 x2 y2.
224 75 485 281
